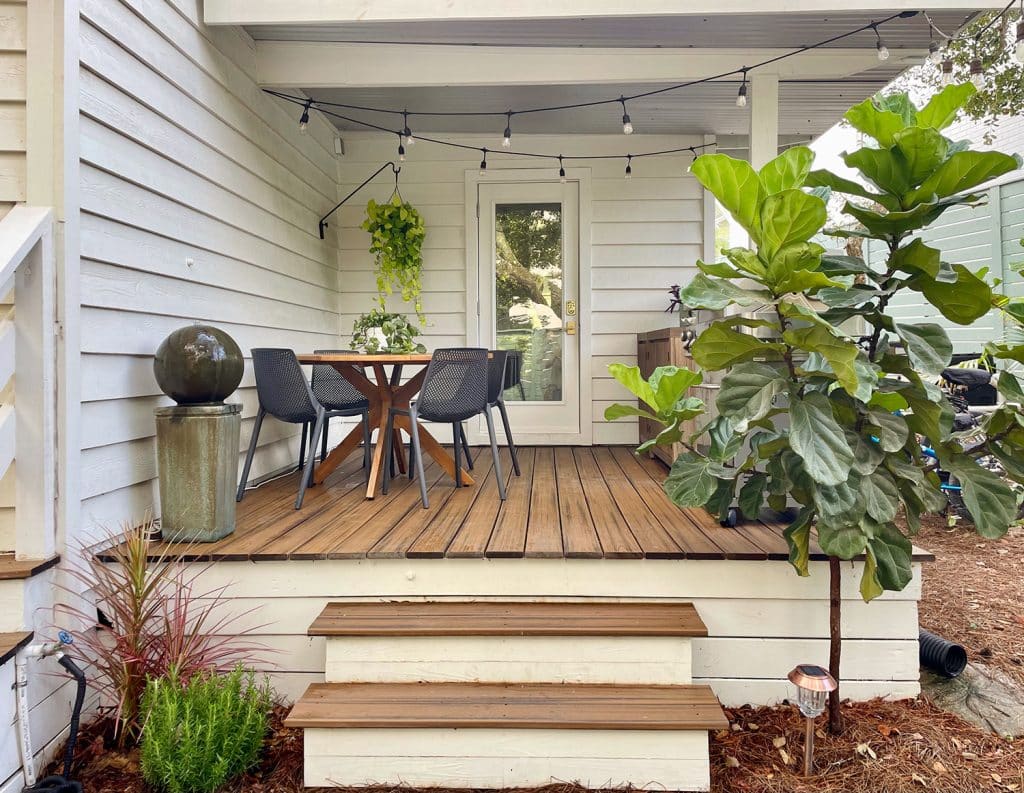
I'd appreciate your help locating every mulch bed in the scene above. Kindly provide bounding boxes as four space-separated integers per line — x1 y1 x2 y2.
916 515 1024 688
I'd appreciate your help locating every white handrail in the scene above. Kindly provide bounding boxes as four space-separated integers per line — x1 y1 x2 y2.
0 205 57 560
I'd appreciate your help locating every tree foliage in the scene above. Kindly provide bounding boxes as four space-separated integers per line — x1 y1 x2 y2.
607 85 1024 602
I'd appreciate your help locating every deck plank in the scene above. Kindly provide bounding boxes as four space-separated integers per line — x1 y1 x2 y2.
573 448 643 559
485 447 535 558
408 451 495 558
553 448 603 558
524 447 563 558
446 449 515 558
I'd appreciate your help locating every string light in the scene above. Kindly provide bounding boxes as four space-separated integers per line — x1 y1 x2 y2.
558 156 566 183
624 155 633 180
736 68 749 108
969 56 985 87
927 40 943 64
502 112 513 149
402 111 414 146
298 100 311 134
620 97 633 135
872 23 890 60
397 134 406 162
940 58 954 85
479 148 488 175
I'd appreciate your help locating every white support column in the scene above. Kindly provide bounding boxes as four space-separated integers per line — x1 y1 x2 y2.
748 73 780 169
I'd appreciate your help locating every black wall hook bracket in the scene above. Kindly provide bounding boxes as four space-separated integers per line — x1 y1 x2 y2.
318 161 400 240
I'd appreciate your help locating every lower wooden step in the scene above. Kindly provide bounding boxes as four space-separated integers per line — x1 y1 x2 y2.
287 682 727 790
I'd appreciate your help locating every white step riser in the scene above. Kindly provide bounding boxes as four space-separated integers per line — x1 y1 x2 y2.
0 579 24 632
324 635 693 685
304 727 710 791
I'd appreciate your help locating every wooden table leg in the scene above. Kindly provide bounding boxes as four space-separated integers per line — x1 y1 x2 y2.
393 414 475 486
364 364 394 499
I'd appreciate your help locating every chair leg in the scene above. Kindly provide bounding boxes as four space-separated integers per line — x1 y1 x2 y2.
483 407 507 501
382 413 395 495
320 416 330 461
298 421 308 471
497 400 521 476
296 410 325 509
409 410 428 508
518 382 526 401
361 413 372 473
236 409 264 502
459 424 474 469
452 423 463 488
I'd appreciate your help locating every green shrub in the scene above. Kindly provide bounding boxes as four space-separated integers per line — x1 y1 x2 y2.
140 666 272 793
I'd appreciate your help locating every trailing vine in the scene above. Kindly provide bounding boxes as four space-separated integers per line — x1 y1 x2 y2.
361 195 427 320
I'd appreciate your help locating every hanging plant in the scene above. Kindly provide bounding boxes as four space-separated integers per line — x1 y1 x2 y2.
361 195 427 320
350 309 426 355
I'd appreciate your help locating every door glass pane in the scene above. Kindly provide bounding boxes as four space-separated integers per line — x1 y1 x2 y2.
494 203 563 402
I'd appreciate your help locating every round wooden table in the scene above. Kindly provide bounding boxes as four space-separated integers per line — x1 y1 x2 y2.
297 353 474 499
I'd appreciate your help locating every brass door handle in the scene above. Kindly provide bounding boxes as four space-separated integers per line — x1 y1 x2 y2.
565 320 577 335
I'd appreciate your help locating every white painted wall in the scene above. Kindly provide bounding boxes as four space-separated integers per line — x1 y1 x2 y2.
0 0 26 219
77 0 344 538
336 133 706 445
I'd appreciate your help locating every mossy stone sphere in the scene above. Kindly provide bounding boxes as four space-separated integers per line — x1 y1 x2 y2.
154 325 243 405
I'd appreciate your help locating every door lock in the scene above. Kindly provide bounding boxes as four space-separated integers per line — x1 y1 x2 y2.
566 299 577 316
565 320 577 335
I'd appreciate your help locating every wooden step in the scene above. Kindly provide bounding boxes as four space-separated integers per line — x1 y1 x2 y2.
0 631 32 666
289 682 727 790
308 600 708 637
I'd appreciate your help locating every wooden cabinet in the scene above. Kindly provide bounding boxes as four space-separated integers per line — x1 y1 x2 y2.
637 327 718 466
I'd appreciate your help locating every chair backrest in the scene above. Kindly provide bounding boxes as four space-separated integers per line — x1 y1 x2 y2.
250 348 318 424
311 349 367 410
503 349 523 390
416 348 489 423
487 349 510 404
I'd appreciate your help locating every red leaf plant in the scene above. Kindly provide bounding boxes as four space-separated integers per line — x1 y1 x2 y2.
55 517 268 748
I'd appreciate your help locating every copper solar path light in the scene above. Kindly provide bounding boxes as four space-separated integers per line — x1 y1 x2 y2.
788 664 838 776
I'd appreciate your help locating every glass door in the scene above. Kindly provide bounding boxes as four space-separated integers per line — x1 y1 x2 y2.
475 181 580 442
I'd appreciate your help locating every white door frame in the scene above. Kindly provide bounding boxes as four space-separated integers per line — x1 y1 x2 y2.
465 167 593 446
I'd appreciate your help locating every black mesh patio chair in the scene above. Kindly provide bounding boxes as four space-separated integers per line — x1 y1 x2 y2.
382 348 505 509
237 348 371 509
308 349 371 468
456 350 521 476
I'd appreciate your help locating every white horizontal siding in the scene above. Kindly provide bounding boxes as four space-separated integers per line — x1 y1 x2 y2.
337 133 705 444
0 1 25 217
77 0 342 539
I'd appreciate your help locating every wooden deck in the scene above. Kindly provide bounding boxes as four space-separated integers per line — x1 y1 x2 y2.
136 445 933 563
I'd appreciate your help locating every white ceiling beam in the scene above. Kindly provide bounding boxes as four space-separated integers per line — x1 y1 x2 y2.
255 43 922 89
206 1 1004 26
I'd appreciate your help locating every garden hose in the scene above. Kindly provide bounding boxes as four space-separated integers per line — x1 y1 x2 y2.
23 651 85 793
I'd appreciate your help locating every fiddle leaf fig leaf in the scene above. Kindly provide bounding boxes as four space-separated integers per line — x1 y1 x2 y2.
860 547 885 602
691 322 786 370
843 146 911 195
738 473 768 520
716 363 786 431
783 509 814 577
843 96 907 147
863 469 900 523
890 238 941 278
915 83 976 131
866 522 914 592
759 189 827 261
892 126 948 187
944 456 1017 539
912 264 993 325
758 146 815 195
806 169 898 210
663 452 728 508
817 522 868 559
789 391 854 486
783 324 862 398
908 150 1021 204
678 273 772 310
865 408 910 453
691 154 763 242
894 322 953 375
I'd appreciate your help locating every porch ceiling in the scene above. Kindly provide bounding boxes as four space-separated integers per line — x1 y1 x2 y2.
248 9 978 139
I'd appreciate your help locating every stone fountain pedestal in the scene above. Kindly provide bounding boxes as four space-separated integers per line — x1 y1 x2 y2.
155 403 241 542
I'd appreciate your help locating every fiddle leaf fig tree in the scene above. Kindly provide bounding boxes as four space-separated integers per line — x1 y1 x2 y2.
606 85 1024 732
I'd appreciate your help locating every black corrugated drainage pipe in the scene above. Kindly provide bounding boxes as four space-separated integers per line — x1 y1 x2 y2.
919 629 968 678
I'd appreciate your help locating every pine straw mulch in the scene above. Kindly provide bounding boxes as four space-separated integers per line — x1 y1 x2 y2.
711 698 1023 793
59 699 1023 793
915 514 1024 688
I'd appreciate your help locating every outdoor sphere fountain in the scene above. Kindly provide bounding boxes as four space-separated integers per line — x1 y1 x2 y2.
153 324 244 543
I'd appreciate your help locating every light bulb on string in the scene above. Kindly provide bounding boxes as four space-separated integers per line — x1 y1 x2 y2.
502 112 513 149
397 135 406 163
558 156 566 183
736 68 748 108
940 58 954 86
624 155 633 180
402 111 414 146
927 40 943 65
620 97 633 135
969 57 985 88
479 148 488 176
298 100 311 134
872 23 890 61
